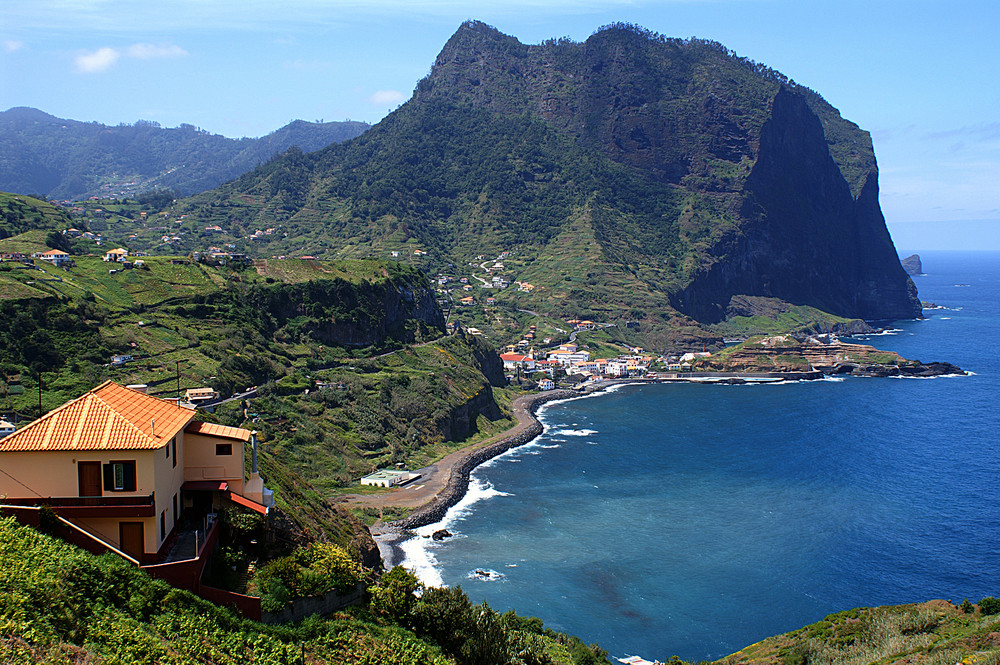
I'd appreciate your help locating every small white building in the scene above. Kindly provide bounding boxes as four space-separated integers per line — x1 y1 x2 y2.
537 378 555 391
184 387 220 404
360 469 421 488
0 419 15 439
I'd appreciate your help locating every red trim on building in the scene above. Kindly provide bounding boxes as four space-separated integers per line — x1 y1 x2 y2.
228 492 268 515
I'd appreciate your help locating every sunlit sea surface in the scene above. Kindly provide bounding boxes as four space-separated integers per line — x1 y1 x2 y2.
400 251 1000 662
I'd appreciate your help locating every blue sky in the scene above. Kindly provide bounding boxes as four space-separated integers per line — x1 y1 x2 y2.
2 0 998 249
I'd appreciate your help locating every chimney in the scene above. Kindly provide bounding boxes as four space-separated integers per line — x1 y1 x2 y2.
251 430 258 475
151 418 155 438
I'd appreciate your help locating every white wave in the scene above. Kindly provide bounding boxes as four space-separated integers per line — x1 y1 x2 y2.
538 443 562 449
940 317 952 320
400 477 511 588
887 372 968 380
869 328 903 336
554 428 598 437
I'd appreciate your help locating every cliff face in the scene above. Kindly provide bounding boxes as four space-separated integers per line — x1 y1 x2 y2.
671 88 921 322
304 281 444 347
436 384 502 441
241 273 445 348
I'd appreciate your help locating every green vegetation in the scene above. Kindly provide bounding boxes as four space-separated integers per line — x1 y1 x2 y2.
252 543 365 612
720 601 1000 665
0 192 73 238
0 106 369 200
0 517 607 664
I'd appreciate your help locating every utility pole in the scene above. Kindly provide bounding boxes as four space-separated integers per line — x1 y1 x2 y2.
37 373 43 419
175 360 180 406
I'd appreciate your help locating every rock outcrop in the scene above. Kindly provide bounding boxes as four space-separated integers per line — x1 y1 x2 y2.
901 254 923 276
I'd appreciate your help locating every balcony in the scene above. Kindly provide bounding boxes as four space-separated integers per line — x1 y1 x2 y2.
1 493 156 518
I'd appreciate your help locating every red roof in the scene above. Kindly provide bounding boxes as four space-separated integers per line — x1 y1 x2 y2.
0 381 195 452
500 353 530 362
185 421 251 441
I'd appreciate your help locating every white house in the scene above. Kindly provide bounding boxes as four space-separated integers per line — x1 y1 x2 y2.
34 249 70 266
360 469 421 488
500 353 535 371
103 248 129 263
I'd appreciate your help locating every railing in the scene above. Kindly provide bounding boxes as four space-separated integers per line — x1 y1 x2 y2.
0 493 155 508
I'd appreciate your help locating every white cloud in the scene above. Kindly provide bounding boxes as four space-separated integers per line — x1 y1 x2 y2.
369 89 406 105
73 42 187 73
75 46 119 73
126 43 188 59
4 40 24 52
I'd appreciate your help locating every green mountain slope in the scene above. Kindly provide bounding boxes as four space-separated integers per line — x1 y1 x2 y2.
0 106 370 200
173 21 918 343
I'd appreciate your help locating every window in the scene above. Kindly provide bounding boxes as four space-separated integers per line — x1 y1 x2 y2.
165 444 169 459
103 461 136 492
171 437 177 468
215 443 232 456
160 510 166 540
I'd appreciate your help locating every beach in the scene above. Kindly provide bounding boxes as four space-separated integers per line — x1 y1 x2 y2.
355 387 584 567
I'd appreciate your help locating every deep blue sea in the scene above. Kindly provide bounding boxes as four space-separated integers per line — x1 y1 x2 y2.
400 250 1000 662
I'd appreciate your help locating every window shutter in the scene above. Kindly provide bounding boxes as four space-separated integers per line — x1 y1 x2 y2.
103 463 114 490
124 462 137 492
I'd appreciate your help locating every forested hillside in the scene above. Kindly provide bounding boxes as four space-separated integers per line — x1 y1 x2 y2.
0 106 370 200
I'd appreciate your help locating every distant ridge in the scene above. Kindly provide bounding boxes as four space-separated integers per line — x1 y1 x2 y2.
0 107 370 200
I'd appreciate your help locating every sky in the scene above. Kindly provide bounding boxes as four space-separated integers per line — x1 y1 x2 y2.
1 0 998 250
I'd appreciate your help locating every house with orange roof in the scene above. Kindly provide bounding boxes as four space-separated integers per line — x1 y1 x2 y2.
103 247 129 262
0 381 272 565
499 353 535 371
33 248 70 266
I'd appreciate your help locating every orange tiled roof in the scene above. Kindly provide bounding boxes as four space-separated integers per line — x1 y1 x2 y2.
0 381 195 452
185 421 251 442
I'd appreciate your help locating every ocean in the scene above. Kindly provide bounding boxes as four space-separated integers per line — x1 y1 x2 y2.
400 250 1000 662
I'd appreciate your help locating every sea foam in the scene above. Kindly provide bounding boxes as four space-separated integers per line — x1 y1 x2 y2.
400 477 511 588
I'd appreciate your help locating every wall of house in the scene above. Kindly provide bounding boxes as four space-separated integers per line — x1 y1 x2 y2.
0 449 157 501
153 433 186 553
0 448 164 556
183 433 245 495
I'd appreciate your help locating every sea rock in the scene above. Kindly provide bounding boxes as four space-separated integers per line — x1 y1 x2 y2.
898 361 965 377
432 529 452 541
901 254 923 276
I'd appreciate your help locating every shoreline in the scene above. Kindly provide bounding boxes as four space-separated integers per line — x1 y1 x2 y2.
373 385 603 567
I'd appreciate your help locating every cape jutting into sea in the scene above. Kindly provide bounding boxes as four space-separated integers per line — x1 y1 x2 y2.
400 250 1000 662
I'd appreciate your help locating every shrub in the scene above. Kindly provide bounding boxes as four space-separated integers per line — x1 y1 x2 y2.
979 597 1000 615
961 598 974 613
412 585 475 657
370 566 421 624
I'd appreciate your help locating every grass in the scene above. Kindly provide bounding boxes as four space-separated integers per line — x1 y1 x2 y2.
720 602 1000 665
